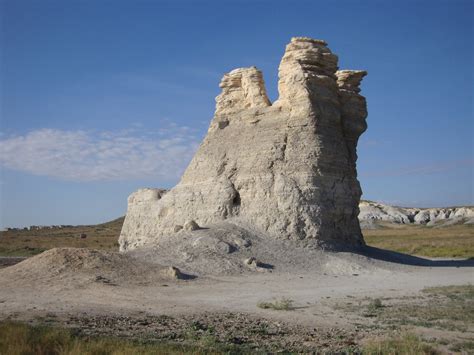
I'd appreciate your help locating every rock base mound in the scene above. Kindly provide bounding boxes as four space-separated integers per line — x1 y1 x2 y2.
0 248 190 288
126 221 383 276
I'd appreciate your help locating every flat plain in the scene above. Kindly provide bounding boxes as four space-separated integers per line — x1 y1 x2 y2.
0 219 473 353
1 217 473 259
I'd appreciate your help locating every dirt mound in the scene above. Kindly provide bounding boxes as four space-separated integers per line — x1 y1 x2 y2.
0 248 191 288
127 222 396 276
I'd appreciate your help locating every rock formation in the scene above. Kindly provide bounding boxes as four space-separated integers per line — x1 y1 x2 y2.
359 200 474 228
120 37 368 252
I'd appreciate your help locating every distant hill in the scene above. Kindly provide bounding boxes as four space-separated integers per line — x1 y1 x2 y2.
1 202 474 259
3 200 474 235
359 200 474 229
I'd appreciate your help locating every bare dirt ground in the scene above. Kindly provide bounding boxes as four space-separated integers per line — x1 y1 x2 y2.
0 244 472 352
1 220 473 352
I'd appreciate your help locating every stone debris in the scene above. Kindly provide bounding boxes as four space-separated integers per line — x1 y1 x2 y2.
70 312 366 353
244 257 272 272
183 220 200 231
160 266 185 280
120 37 369 252
233 237 251 248
244 257 257 266
173 225 183 233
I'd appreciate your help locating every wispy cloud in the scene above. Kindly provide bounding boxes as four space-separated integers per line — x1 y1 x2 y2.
360 159 474 178
0 125 201 182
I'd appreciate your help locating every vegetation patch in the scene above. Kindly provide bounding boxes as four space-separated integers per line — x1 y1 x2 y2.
257 297 294 311
0 315 359 354
0 218 123 258
362 332 437 355
332 284 474 353
337 284 473 333
0 320 216 355
382 284 474 332
422 284 474 300
364 298 385 317
363 224 474 258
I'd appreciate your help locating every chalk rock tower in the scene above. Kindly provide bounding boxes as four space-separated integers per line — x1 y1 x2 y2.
119 37 368 252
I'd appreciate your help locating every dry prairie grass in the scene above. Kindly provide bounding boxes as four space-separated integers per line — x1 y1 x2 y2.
0 320 220 355
257 297 294 310
0 218 123 257
1 217 473 259
363 224 474 258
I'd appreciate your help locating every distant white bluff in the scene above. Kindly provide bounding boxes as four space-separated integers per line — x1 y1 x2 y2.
359 200 474 228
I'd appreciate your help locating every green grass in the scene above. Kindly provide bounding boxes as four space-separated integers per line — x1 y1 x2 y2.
0 320 252 355
0 320 199 354
362 333 438 355
373 285 473 332
364 298 385 317
363 224 474 258
333 284 474 348
449 340 474 353
422 284 474 299
257 297 294 310
1 320 448 355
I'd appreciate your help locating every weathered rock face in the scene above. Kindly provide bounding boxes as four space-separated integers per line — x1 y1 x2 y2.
119 37 368 252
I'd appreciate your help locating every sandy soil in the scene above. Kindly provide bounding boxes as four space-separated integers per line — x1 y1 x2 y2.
1 261 472 323
0 244 472 351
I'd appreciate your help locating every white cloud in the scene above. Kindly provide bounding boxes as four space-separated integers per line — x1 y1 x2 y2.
0 126 201 182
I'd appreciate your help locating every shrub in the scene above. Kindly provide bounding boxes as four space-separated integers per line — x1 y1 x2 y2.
257 297 294 310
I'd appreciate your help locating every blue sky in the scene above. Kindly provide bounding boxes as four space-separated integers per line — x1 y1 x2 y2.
1 0 473 228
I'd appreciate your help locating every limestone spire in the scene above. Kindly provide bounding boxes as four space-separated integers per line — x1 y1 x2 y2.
336 70 367 93
120 37 369 253
215 66 271 117
275 37 339 110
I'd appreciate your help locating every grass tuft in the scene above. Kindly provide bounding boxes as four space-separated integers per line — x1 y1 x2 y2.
363 298 384 317
362 332 438 355
257 297 294 310
0 320 222 354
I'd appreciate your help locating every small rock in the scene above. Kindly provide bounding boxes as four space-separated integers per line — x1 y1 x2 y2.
183 220 200 231
95 275 111 284
216 241 232 254
173 225 183 232
161 266 184 280
233 237 251 248
182 252 194 262
244 257 257 266
244 257 272 272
